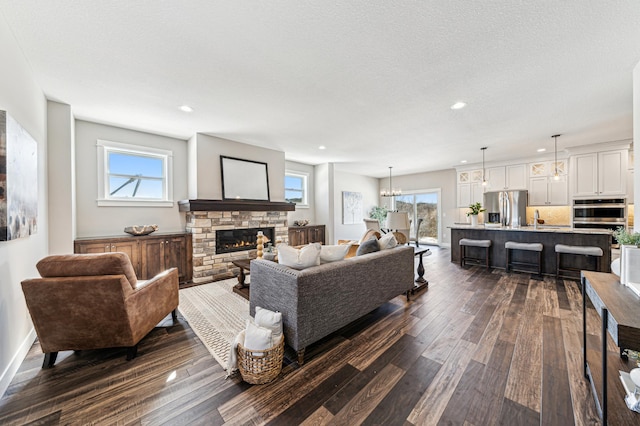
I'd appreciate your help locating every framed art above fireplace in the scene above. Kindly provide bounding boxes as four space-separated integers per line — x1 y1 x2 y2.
220 156 270 201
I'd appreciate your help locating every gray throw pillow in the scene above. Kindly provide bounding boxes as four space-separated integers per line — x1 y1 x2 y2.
356 237 380 256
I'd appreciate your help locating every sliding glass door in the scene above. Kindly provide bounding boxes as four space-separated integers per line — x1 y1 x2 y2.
394 190 440 245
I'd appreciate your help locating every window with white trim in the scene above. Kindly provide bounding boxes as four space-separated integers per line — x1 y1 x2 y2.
96 140 174 207
285 171 309 207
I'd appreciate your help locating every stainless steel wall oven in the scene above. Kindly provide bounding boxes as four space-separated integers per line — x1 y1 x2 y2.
573 198 626 244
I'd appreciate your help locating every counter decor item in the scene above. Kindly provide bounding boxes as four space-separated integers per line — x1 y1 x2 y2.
467 202 485 227
263 243 276 261
293 220 309 226
124 224 158 236
614 227 640 295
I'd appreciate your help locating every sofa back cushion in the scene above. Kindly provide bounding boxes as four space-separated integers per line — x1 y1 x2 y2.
320 244 351 263
36 252 137 288
378 232 398 250
277 243 321 270
356 238 381 256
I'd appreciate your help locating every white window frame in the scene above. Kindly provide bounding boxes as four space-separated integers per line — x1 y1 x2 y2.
285 170 309 208
96 139 174 207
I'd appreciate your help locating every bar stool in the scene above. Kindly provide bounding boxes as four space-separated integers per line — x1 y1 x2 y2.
555 244 603 279
459 238 492 271
505 241 543 276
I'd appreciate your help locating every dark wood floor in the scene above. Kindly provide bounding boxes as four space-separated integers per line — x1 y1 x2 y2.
0 247 621 425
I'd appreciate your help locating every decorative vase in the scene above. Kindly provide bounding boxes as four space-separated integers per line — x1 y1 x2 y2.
256 231 264 259
470 215 478 227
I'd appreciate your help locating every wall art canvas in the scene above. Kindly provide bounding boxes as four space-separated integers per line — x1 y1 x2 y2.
0 110 38 241
342 191 363 225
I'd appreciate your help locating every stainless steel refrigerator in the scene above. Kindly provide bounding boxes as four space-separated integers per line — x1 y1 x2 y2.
483 190 528 227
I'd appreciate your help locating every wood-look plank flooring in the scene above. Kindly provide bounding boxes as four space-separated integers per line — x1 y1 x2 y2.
0 247 617 425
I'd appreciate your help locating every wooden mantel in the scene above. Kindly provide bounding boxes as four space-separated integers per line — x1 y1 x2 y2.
178 199 296 212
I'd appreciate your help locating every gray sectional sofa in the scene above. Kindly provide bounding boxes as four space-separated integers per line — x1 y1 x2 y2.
249 245 415 364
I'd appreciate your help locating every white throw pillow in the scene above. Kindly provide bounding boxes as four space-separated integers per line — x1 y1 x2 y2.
243 319 273 351
255 306 283 342
277 243 321 270
378 232 398 250
320 244 351 263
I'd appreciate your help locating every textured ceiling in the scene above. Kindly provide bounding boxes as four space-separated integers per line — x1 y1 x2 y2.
1 1 639 177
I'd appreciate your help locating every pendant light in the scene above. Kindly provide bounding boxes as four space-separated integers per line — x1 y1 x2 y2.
380 166 401 197
481 147 488 186
552 134 561 181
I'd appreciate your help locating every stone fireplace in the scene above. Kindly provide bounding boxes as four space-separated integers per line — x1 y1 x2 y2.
181 200 293 284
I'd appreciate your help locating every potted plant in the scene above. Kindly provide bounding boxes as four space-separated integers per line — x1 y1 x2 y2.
613 227 640 286
370 206 388 227
466 202 485 227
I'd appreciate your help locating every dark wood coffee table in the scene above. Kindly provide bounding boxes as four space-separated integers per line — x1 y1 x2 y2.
231 259 252 300
232 259 252 288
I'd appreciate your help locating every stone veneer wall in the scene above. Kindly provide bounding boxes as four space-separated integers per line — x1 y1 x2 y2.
186 210 289 283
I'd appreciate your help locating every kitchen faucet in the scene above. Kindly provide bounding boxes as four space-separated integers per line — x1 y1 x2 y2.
534 210 540 229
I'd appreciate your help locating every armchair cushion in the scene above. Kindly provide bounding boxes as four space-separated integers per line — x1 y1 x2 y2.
37 252 137 288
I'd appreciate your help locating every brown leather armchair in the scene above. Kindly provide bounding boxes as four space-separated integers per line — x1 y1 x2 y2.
21 252 179 368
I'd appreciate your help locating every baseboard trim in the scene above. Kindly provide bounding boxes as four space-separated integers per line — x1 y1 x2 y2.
440 243 451 248
0 328 36 399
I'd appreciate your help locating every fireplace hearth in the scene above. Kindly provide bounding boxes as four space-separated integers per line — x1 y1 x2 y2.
215 227 275 254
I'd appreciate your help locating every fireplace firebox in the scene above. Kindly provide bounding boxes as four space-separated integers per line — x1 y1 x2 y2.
215 227 275 254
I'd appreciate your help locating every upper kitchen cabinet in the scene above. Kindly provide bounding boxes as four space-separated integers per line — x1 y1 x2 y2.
485 164 527 191
528 159 568 206
571 150 627 197
457 169 484 207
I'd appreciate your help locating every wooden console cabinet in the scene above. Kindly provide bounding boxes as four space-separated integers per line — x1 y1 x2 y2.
288 224 326 246
74 232 192 284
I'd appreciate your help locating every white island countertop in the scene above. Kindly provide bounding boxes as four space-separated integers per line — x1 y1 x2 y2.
449 224 613 235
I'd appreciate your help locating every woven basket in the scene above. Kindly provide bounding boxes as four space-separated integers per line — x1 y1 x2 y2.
237 334 284 384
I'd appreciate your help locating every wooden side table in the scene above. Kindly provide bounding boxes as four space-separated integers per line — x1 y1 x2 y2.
582 271 640 425
413 247 431 293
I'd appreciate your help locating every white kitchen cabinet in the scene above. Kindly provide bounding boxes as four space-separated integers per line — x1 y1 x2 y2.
627 169 634 204
528 159 568 206
457 182 484 208
528 176 568 206
457 169 484 207
572 150 627 197
485 164 527 190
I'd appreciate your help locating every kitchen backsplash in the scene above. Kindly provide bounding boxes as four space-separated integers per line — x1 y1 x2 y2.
525 206 571 226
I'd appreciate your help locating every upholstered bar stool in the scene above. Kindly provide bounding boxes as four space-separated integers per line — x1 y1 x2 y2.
505 241 543 276
555 244 603 279
459 238 492 271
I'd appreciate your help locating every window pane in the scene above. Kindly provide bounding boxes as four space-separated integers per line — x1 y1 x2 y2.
285 175 303 190
109 152 163 178
109 176 163 199
285 189 303 203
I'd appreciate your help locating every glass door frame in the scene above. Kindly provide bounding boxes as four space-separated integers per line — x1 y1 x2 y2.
394 188 442 246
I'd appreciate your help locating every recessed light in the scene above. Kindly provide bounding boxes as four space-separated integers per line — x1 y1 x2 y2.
460 160 467 163
537 148 546 152
179 105 193 113
450 102 467 110
318 145 326 150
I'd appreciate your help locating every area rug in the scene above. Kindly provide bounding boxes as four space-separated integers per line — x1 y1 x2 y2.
178 278 249 368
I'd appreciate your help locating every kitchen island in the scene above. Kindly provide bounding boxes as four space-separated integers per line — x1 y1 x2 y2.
450 225 612 275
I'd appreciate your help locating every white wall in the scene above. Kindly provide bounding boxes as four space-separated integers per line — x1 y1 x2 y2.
314 163 334 243
381 168 457 247
47 101 75 253
635 60 640 233
0 19 48 398
285 160 316 224
188 133 285 201
333 170 379 242
74 120 188 237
